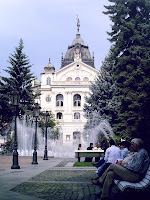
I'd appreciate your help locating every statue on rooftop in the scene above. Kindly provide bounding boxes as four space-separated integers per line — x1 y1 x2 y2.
77 15 80 33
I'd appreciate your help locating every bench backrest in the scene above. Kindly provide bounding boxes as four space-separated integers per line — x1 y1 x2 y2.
114 165 150 192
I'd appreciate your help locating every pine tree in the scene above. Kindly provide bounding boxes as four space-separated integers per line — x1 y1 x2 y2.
0 39 36 117
104 0 150 142
84 48 117 128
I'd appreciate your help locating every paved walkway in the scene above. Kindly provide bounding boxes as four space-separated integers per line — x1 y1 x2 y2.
0 156 101 200
0 155 149 200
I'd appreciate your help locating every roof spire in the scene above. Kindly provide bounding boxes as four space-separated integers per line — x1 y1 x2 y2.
77 15 80 33
49 58 51 64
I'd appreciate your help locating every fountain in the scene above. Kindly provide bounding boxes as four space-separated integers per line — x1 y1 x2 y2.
83 110 114 146
17 118 44 156
83 119 114 146
17 115 114 157
17 117 80 157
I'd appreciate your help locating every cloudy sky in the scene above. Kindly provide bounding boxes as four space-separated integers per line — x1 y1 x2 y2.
0 0 112 79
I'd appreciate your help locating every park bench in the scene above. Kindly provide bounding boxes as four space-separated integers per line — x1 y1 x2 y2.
75 150 104 162
114 164 150 194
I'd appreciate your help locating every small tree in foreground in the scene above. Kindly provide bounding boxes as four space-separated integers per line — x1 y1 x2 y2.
0 39 36 120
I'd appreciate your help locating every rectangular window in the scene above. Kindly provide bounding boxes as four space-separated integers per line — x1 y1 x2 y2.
66 135 70 141
78 101 81 106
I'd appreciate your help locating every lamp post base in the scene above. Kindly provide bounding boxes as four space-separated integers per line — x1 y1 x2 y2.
11 150 20 169
43 158 48 160
11 165 20 169
32 151 38 164
43 150 48 160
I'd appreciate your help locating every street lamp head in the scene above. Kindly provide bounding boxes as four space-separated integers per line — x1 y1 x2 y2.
33 103 41 117
45 111 50 122
11 90 20 106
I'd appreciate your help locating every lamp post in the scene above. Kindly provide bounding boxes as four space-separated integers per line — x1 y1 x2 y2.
43 111 50 160
0 114 2 135
11 90 20 169
32 103 41 164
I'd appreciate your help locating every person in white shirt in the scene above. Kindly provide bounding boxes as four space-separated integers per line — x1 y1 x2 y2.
92 139 121 184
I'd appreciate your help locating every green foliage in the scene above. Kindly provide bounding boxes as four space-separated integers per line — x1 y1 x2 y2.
73 162 97 167
104 0 150 150
38 111 59 140
0 79 15 123
84 48 119 128
83 0 150 153
0 39 36 122
5 139 13 152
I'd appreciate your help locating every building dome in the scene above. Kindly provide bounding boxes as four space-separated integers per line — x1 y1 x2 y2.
71 33 85 46
44 58 55 73
34 78 40 86
61 18 94 68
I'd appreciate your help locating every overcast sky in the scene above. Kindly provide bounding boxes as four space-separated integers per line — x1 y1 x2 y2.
0 0 112 80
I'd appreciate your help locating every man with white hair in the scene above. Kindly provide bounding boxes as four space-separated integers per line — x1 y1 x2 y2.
96 138 150 200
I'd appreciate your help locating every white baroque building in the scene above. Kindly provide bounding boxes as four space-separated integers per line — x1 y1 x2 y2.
38 21 99 145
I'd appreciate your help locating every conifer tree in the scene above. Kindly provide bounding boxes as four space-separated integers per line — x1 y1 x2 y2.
0 39 36 117
104 0 150 141
84 48 118 128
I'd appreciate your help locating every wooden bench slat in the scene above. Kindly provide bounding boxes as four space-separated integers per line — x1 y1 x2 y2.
137 181 148 187
141 178 150 184
146 170 150 175
114 164 150 192
145 174 150 179
117 181 136 191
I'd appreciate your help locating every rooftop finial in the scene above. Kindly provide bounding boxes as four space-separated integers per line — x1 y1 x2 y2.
49 58 50 64
77 15 80 33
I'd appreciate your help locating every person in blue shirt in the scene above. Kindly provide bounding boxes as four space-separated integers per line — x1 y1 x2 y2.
92 140 108 168
116 141 129 164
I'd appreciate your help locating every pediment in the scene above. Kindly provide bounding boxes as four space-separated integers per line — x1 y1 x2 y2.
56 61 99 82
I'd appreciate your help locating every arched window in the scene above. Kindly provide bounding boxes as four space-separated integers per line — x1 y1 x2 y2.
74 112 80 119
73 94 81 107
46 96 51 102
56 94 63 107
46 77 51 85
75 77 80 81
56 112 63 119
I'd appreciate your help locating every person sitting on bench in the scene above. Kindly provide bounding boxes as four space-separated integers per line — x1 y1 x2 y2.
95 138 150 200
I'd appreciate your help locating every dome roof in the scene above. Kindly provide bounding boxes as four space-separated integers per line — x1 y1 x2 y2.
71 34 85 46
44 58 55 73
61 16 94 68
34 78 40 86
61 33 95 68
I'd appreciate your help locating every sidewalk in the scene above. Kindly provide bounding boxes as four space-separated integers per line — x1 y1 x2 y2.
0 156 101 200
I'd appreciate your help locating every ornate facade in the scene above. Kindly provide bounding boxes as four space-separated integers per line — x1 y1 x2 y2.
39 19 99 144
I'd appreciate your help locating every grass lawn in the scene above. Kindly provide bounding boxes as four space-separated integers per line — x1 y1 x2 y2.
73 162 97 167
